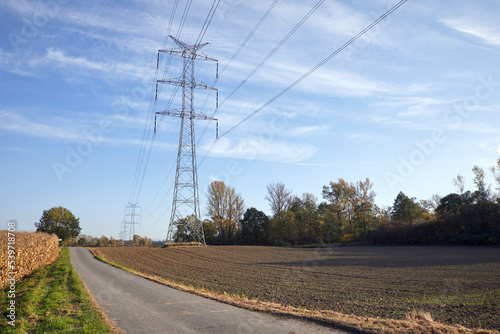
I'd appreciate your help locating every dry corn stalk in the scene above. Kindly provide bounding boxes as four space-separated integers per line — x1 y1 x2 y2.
0 231 60 289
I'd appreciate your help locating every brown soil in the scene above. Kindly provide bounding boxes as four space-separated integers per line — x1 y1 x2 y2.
92 245 500 331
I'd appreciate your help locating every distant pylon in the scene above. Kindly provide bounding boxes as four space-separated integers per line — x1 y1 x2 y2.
125 202 141 242
119 221 128 245
155 35 218 244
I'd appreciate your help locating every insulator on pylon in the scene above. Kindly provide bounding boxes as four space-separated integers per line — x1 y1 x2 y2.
157 52 159 70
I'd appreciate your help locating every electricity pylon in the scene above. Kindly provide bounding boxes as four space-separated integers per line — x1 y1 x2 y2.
155 35 218 244
119 221 128 245
125 202 141 242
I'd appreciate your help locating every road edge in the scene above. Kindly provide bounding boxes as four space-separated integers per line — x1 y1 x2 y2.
69 247 124 334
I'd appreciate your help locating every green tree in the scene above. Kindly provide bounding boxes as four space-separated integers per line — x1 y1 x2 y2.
77 236 87 246
352 202 377 238
100 235 109 246
318 202 342 242
268 210 298 246
321 178 376 240
173 216 200 242
290 193 322 244
239 208 269 245
202 221 218 245
35 206 81 241
391 192 424 224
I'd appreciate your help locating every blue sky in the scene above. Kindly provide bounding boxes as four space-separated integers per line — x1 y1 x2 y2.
1 0 499 240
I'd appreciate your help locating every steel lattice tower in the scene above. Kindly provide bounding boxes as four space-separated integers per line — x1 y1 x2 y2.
125 202 141 242
155 36 218 244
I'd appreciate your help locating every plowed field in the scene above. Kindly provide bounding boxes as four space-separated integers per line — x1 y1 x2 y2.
93 246 500 330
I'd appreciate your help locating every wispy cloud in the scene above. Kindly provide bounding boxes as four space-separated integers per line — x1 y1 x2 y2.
442 18 500 47
29 48 152 81
42 47 112 71
292 125 331 136
344 132 384 144
257 59 405 98
0 110 81 141
0 109 175 150
203 137 317 163
1 146 33 153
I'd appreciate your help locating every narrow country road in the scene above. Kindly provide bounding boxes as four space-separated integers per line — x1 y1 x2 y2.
69 247 349 334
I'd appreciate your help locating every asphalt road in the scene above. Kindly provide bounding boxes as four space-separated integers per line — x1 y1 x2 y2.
70 247 349 334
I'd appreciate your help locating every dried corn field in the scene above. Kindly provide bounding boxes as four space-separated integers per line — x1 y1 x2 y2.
0 231 60 289
93 245 500 331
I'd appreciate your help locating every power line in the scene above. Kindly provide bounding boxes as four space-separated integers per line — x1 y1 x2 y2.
221 0 280 79
129 0 223 231
219 0 408 138
197 0 280 146
195 0 221 45
127 1 181 205
128 0 195 206
214 0 325 114
141 161 176 217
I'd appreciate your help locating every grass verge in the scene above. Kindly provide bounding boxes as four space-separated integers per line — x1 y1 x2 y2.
0 247 116 333
90 248 498 334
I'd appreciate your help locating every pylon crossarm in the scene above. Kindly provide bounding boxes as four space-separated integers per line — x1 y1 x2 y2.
159 49 217 62
193 52 217 62
169 35 209 52
156 110 217 122
195 81 217 90
157 78 217 91
157 78 184 86
158 50 187 58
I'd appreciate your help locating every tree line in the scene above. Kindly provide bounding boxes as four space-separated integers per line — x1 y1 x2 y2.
35 160 500 247
174 160 500 246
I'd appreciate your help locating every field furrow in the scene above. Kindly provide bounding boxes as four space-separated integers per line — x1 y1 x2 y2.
92 245 500 330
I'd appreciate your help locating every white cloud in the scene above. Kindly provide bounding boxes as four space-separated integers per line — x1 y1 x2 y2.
293 125 331 136
442 18 500 47
0 110 81 141
254 56 431 98
203 137 317 163
0 109 175 150
28 48 153 82
344 132 383 144
43 47 111 71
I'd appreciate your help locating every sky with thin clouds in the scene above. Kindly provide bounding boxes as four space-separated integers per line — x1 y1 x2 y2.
1 0 499 240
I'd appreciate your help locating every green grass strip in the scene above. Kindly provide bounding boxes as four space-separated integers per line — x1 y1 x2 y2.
0 247 113 333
